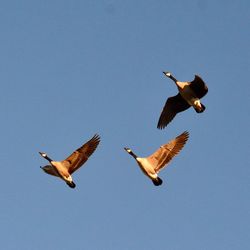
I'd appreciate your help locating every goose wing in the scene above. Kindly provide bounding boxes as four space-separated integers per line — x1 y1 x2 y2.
41 165 59 177
157 94 190 129
147 131 189 173
62 134 100 174
189 75 208 99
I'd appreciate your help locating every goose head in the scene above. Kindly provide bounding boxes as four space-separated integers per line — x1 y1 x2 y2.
163 71 177 82
124 147 137 159
163 71 172 77
39 152 53 162
39 152 47 158
124 147 132 153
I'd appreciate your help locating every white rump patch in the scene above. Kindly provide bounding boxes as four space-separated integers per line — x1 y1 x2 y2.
64 175 73 182
194 99 201 108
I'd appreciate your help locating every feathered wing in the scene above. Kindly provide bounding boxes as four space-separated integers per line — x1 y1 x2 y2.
189 75 208 99
42 165 59 177
62 134 101 174
147 131 189 173
157 94 190 129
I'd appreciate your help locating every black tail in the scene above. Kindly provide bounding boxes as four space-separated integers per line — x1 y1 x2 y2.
152 177 163 186
194 103 206 113
66 181 76 189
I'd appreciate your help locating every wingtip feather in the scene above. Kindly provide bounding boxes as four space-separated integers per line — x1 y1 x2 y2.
92 134 101 143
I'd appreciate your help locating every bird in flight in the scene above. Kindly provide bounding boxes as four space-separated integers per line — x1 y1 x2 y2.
39 134 100 188
124 131 189 186
157 72 208 129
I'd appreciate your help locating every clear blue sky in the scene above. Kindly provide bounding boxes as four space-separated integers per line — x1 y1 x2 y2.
0 0 249 249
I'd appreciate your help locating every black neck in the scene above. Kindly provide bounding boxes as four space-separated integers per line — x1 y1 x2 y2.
45 155 53 162
169 74 177 83
129 151 138 159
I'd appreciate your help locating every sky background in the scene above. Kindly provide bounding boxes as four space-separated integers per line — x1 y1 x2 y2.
0 0 249 249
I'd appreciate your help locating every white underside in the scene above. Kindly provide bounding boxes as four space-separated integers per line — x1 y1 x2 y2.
136 158 158 180
64 175 73 182
50 162 73 183
179 87 201 109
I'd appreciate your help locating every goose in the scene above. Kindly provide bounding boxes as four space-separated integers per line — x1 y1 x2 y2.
39 134 100 188
157 72 208 129
124 131 189 186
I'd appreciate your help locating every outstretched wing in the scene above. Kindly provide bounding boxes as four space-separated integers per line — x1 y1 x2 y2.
189 75 208 99
41 165 59 177
157 94 190 129
147 131 189 173
62 134 101 174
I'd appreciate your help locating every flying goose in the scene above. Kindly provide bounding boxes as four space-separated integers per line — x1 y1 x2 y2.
39 134 100 188
124 131 189 186
157 72 208 129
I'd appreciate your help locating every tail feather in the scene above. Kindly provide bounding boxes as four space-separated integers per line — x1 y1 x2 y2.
66 181 76 189
152 177 163 186
194 103 206 113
